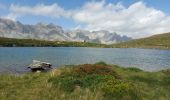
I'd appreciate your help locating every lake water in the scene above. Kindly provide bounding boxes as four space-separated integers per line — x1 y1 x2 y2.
0 47 170 73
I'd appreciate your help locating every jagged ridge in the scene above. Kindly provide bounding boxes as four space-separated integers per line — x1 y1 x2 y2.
0 18 131 44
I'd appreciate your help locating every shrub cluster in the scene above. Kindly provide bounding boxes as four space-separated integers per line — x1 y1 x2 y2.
48 63 140 99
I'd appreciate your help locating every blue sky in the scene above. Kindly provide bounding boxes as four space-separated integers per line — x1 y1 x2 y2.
1 0 170 11
0 0 170 38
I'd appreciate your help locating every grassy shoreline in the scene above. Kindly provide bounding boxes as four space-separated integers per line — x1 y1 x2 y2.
0 62 169 100
1 36 170 50
0 37 108 48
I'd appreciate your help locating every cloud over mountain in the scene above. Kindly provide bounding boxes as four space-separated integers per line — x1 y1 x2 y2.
5 3 69 21
0 18 131 44
3 1 170 38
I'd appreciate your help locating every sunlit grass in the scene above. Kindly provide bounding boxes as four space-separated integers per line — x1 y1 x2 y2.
0 62 169 100
111 32 170 49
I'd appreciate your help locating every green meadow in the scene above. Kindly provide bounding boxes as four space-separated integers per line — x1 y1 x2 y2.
111 32 170 49
0 62 169 100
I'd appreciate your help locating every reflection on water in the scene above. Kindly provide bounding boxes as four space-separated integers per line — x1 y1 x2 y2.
0 47 170 73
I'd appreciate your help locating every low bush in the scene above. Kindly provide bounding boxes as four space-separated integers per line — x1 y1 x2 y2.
94 61 108 66
48 64 141 99
101 77 141 100
74 64 121 79
125 67 143 72
161 69 170 75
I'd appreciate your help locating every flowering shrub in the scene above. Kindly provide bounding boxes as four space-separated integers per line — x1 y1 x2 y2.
74 64 121 79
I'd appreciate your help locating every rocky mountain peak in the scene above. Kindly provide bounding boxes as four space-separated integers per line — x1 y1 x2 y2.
0 18 132 44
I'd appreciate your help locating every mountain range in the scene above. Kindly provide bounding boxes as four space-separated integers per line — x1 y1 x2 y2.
0 18 131 44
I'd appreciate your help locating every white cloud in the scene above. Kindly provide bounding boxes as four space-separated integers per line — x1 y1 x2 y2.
7 3 71 19
5 1 170 38
4 13 18 21
72 1 170 38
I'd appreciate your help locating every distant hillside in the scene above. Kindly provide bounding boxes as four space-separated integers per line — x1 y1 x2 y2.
0 37 108 47
1 33 170 49
111 32 170 49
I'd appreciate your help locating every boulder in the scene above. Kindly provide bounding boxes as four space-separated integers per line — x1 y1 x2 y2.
28 60 52 72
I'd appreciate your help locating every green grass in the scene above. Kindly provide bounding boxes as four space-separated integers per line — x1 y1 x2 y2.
0 62 169 100
111 32 170 49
